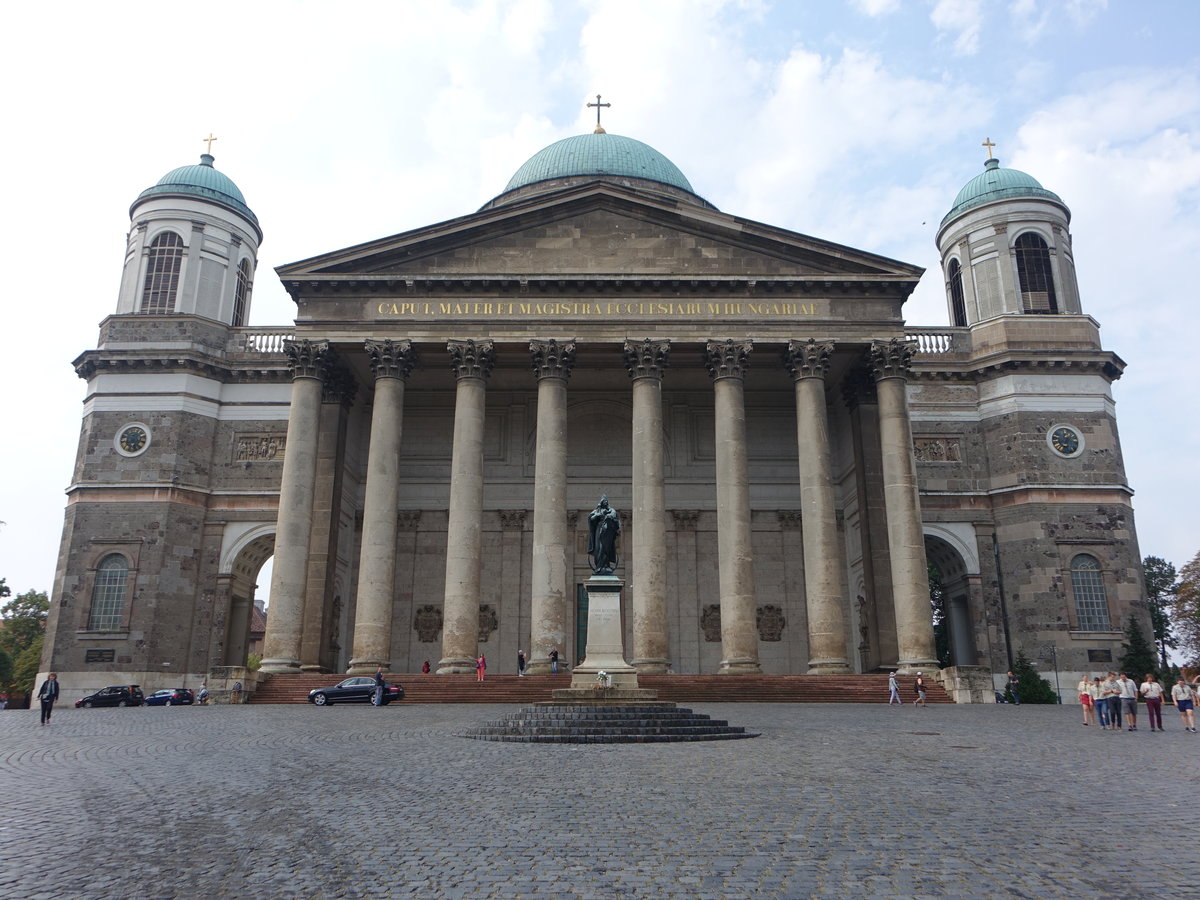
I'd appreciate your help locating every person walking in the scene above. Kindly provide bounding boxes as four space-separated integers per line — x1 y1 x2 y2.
37 672 60 726
517 650 527 677
913 672 928 708
1118 672 1139 731
887 671 902 705
1077 675 1094 726
197 684 209 705
1170 677 1197 733
1140 674 1165 732
1091 677 1109 728
372 667 385 706
549 647 559 674
1006 670 1021 705
475 653 486 683
1101 672 1122 730
230 680 243 705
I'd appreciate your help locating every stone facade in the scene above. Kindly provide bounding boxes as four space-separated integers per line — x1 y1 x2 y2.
38 142 1146 701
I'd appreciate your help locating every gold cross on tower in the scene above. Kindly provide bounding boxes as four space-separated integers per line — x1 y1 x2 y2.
587 94 611 133
981 136 997 159
203 133 219 154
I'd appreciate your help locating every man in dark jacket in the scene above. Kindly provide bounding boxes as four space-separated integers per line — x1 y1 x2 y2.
37 673 60 725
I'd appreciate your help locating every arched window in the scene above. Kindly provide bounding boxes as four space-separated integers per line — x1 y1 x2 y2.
947 258 967 326
141 231 184 314
88 554 129 631
1071 554 1110 631
1014 232 1058 313
233 259 252 326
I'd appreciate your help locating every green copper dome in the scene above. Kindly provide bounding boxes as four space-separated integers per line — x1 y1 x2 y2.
503 132 696 195
942 158 1064 226
134 154 258 225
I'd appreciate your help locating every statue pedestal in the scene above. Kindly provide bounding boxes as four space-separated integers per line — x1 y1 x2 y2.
553 575 656 702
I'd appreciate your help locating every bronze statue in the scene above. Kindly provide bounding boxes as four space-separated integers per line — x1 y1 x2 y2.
587 494 621 574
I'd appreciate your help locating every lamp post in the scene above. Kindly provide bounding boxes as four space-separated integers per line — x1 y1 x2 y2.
1044 644 1062 704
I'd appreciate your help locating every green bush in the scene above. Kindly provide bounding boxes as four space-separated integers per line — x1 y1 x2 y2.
246 652 262 671
1003 650 1059 704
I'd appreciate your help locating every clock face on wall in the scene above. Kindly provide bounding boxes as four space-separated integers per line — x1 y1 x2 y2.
115 423 150 457
1048 424 1083 458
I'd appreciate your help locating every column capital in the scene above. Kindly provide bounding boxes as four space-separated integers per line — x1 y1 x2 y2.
869 338 915 382
447 339 495 380
783 338 834 381
529 339 575 381
704 339 752 380
321 362 358 407
283 339 332 380
365 339 416 381
624 338 671 380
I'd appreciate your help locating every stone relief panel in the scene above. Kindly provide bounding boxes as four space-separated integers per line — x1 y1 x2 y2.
414 604 442 643
913 436 962 463
756 604 786 642
234 433 287 462
701 604 722 642
478 604 498 642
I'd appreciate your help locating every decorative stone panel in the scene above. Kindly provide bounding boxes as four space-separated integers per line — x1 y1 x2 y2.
414 604 443 643
701 604 721 642
478 604 498 642
913 437 963 462
756 605 786 642
234 433 286 462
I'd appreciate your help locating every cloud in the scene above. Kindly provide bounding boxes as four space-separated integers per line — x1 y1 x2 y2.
851 0 903 15
931 0 983 55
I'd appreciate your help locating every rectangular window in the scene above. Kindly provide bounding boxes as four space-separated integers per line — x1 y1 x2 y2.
89 567 127 631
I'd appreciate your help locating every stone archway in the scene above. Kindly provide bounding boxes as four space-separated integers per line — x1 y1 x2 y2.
924 530 978 667
221 527 275 667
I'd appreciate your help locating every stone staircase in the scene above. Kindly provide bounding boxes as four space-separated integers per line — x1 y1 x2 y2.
250 673 953 705
462 703 759 743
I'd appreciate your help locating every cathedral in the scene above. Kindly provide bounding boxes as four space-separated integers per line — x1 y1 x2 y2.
39 119 1146 701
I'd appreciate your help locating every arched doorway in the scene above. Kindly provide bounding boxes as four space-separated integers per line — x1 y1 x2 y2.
222 528 275 667
924 527 980 667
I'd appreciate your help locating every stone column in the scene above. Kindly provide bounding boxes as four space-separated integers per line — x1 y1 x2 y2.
438 339 494 674
625 338 671 673
527 339 575 677
785 339 851 674
870 339 938 673
261 340 331 674
348 340 416 674
705 339 761 674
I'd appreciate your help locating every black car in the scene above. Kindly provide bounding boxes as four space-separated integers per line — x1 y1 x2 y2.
308 677 404 706
75 685 145 708
144 688 194 706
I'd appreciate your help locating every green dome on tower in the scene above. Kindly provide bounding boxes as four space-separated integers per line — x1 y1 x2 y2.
501 132 697 197
133 154 258 225
941 158 1064 227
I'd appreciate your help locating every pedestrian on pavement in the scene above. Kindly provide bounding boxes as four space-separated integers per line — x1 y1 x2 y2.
476 653 486 682
518 650 527 677
1140 673 1164 732
887 671 902 705
0 691 8 710
197 684 209 705
549 647 559 674
1118 672 1139 731
913 672 928 707
37 672 60 725
1077 675 1094 726
1006 670 1021 705
422 660 431 674
373 667 385 706
1091 677 1109 728
1170 677 1197 733
230 680 243 705
1101 672 1122 730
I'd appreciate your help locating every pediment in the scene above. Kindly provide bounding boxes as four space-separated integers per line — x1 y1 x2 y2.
278 183 922 286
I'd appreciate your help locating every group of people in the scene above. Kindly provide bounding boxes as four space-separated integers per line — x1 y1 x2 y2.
1077 672 1198 733
887 671 930 707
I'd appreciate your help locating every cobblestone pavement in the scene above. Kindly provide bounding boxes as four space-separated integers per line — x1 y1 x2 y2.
3 701 1197 899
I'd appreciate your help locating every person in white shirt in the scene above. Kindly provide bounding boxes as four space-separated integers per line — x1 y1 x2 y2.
1170 678 1197 733
1118 672 1139 731
1140 674 1165 732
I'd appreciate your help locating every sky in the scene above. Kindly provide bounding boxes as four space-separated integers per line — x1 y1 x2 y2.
1 0 1198 603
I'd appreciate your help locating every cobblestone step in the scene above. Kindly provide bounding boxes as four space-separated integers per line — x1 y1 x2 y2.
250 673 953 705
461 702 759 743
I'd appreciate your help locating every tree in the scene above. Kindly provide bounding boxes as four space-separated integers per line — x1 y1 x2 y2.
1173 550 1200 666
1119 614 1158 679
1144 555 1179 670
929 563 952 667
11 634 43 697
1004 649 1058 704
0 589 49 658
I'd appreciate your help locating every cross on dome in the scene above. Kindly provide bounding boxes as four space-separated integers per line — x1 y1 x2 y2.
981 136 997 159
587 94 611 134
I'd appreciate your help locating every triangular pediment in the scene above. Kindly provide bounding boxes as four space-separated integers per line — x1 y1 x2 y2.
278 183 922 289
